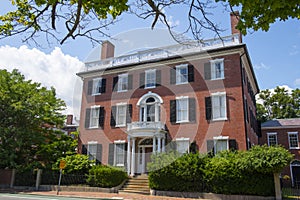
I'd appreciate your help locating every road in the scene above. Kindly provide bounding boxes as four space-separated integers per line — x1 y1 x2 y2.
0 193 112 200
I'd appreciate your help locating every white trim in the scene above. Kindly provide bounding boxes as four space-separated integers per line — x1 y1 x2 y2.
176 137 190 141
116 102 128 106
137 92 163 105
114 140 126 144
211 91 226 96
115 104 127 127
210 58 224 80
87 141 98 144
267 132 277 146
176 97 189 123
211 92 227 121
145 69 156 89
213 136 229 140
288 132 299 149
175 137 190 154
175 63 188 85
91 77 102 96
89 105 101 129
117 73 128 92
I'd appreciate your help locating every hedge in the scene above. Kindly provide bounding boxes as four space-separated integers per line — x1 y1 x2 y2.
87 165 128 188
148 145 293 196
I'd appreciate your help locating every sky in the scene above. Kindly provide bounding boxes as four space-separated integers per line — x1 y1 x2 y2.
0 1 300 119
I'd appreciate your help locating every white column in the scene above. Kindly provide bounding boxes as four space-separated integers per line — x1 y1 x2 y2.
141 147 146 174
131 138 136 176
157 136 161 153
153 136 156 153
127 136 131 175
162 138 166 152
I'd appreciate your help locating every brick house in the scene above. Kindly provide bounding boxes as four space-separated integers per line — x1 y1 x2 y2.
76 13 260 175
260 118 300 186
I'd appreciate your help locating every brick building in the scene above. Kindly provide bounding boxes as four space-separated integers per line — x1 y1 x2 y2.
76 13 260 175
260 118 300 186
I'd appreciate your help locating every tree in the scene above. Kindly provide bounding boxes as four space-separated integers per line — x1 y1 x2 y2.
0 69 66 168
1 0 298 45
256 86 300 122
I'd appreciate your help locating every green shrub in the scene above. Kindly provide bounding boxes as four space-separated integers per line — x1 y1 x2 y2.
148 145 293 196
87 165 128 188
53 154 94 174
148 152 208 192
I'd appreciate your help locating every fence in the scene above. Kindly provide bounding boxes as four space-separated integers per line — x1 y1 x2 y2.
0 169 87 190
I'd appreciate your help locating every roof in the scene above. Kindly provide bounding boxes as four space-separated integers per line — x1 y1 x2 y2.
261 118 300 128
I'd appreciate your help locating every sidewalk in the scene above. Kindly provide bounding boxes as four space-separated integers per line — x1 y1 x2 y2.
23 190 207 200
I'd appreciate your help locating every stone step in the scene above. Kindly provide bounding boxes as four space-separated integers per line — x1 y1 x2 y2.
120 175 150 195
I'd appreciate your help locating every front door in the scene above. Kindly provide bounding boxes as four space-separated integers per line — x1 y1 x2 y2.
137 145 152 174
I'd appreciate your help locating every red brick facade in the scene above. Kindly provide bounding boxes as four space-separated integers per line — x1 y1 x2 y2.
260 119 300 186
77 40 260 174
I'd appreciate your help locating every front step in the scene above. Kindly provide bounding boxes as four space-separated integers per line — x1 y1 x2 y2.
119 175 150 195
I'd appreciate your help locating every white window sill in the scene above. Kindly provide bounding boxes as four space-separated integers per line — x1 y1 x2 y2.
210 77 225 81
175 82 188 85
176 120 190 123
212 117 228 122
117 90 128 93
116 164 125 167
92 93 101 96
115 124 126 128
290 147 300 150
88 126 99 129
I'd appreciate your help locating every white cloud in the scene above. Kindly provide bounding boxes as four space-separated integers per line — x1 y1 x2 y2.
0 45 84 119
289 45 299 56
253 62 270 70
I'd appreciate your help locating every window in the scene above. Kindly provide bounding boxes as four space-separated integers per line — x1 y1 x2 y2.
176 138 190 154
116 104 127 127
176 97 189 122
118 74 128 92
92 78 102 95
114 141 126 166
87 142 97 161
204 59 224 80
289 132 299 149
176 64 188 84
212 93 227 120
214 136 228 154
145 69 156 88
267 132 277 146
89 106 100 128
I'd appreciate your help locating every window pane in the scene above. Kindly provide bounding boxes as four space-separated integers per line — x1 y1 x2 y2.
115 143 125 166
176 66 188 84
146 70 156 88
88 144 97 160
177 140 189 154
92 79 102 94
177 99 188 122
289 133 299 148
117 105 126 126
212 95 226 119
215 140 227 153
90 107 99 127
268 134 277 146
118 75 128 91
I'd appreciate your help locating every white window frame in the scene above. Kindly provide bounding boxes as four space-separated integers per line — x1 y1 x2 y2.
89 105 100 128
118 74 128 92
175 64 188 85
213 136 229 154
114 140 126 167
116 103 127 127
288 132 299 149
176 137 190 154
176 96 189 123
92 78 102 95
145 69 156 89
210 58 224 80
267 132 278 146
211 92 227 121
87 141 97 161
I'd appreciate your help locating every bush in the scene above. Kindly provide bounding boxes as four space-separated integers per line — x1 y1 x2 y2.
148 152 208 192
148 145 293 196
53 154 94 174
87 165 128 188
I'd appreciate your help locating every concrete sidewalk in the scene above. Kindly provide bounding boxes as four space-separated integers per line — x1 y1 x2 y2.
12 190 207 200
